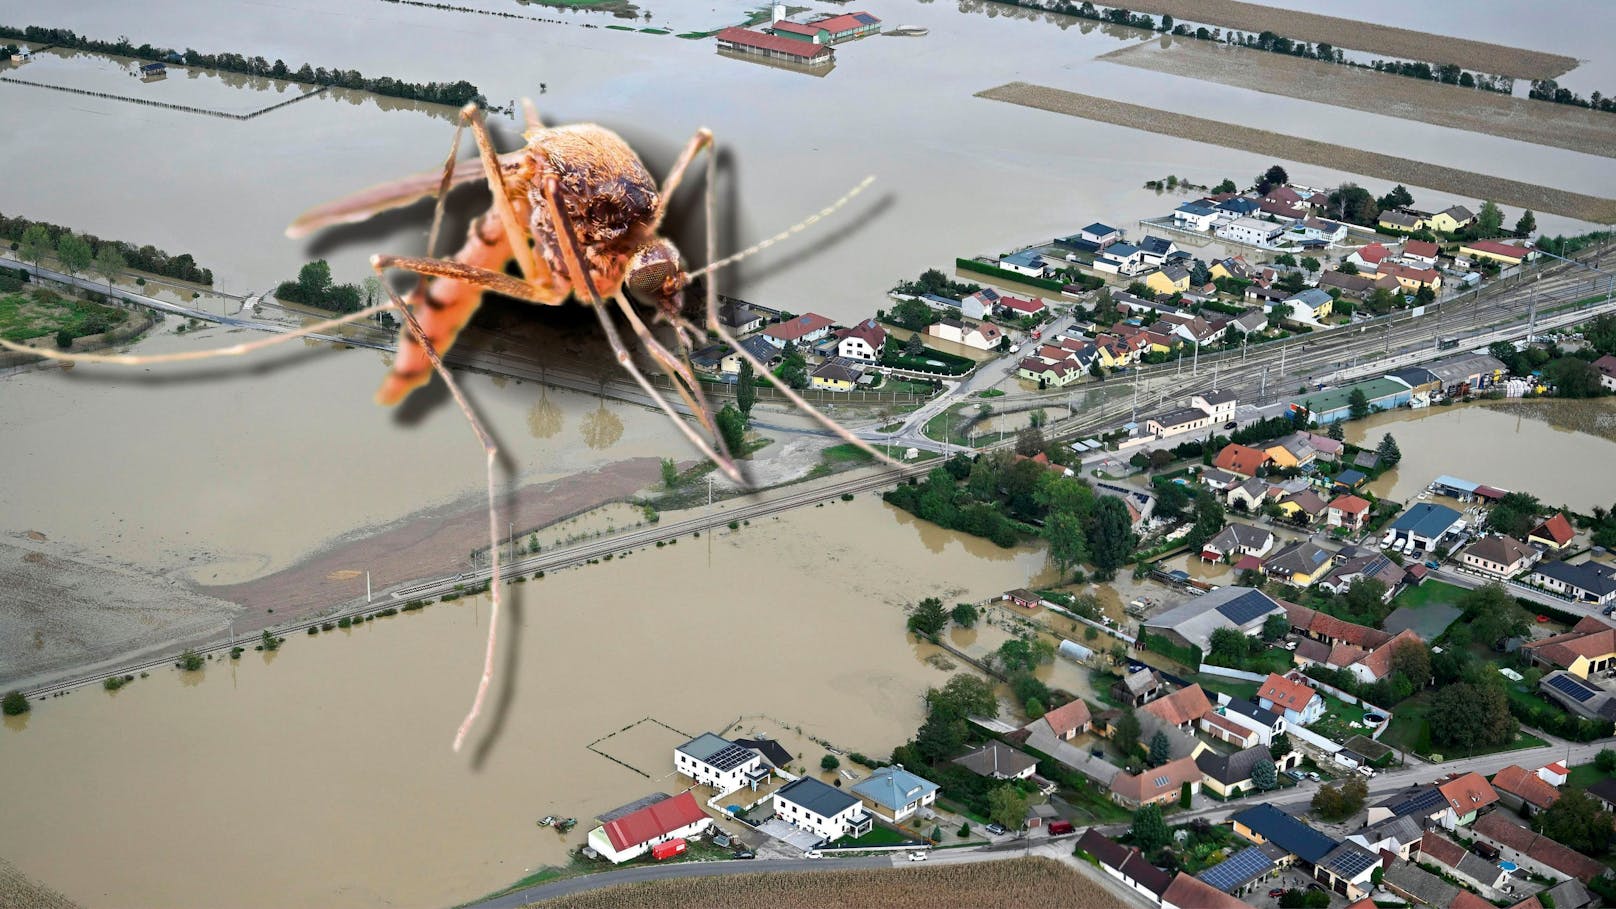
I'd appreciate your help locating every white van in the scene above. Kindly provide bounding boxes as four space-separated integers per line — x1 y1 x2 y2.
1357 765 1376 778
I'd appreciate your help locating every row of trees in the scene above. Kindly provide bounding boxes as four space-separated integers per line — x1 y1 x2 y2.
2 212 208 285
274 259 381 314
1529 79 1616 114
893 674 1035 832
1325 184 1531 244
0 26 485 107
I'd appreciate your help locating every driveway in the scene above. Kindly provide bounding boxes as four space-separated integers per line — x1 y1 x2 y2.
757 818 822 853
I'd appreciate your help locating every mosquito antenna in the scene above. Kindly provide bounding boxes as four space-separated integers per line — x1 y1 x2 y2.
686 176 874 281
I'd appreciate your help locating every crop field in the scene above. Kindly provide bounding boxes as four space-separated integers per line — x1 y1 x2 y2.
0 857 81 909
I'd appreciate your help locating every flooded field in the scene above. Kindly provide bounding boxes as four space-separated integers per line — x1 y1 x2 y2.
4 47 314 114
0 496 1051 909
1347 399 1616 507
1104 39 1616 160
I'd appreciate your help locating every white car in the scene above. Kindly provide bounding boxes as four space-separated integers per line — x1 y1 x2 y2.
908 851 928 862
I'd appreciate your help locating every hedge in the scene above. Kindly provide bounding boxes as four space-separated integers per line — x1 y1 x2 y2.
956 257 1066 292
1138 630 1201 670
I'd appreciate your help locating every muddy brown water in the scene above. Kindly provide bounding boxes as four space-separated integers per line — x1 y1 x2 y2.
0 496 1052 909
1347 399 1616 507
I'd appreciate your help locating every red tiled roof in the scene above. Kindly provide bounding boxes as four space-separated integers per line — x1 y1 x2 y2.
1259 673 1318 712
1214 443 1271 477
1202 712 1256 743
810 11 878 32
1595 355 1616 379
834 318 885 351
1000 295 1046 313
1474 812 1606 882
762 312 835 341
1492 764 1561 810
1451 892 1497 909
1355 243 1390 264
1284 603 1391 650
1234 554 1264 572
1379 262 1439 284
1161 872 1250 909
602 791 709 852
715 27 832 57
1358 629 1421 680
1403 239 1439 259
1110 756 1203 804
1418 830 1468 868
769 20 825 36
1143 685 1213 726
1530 513 1575 546
1329 495 1371 515
1437 772 1499 815
1043 698 1092 737
1522 620 1616 668
1465 239 1533 259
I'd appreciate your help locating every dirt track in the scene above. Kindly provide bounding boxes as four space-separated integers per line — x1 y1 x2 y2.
975 82 1616 224
1103 39 1616 160
1102 0 1574 80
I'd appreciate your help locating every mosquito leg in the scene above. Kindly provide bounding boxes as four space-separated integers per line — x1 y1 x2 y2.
371 266 503 754
426 114 469 261
612 291 726 445
460 103 542 284
651 127 713 227
537 173 743 483
521 98 543 134
0 301 398 366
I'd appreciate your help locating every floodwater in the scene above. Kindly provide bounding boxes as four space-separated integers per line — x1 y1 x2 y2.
7 46 313 113
0 496 1052 909
1 0 1611 329
1347 399 1616 507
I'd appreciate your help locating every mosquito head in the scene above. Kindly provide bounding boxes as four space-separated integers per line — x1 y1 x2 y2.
625 237 687 320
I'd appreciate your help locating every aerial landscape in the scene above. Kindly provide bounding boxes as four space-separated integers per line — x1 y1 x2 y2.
5 0 1616 907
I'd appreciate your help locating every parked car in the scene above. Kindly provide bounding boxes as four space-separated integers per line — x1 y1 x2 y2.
1048 821 1075 836
1357 765 1376 778
1285 769 1306 781
1425 560 1442 569
985 823 1008 836
1306 772 1321 782
734 851 755 860
908 851 928 862
1268 888 1286 899
1307 882 1326 893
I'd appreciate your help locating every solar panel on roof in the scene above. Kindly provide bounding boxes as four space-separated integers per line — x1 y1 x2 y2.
853 12 878 23
1216 590 1276 626
702 742 758 771
1326 846 1377 879
1393 788 1445 817
1198 846 1273 892
1547 673 1597 703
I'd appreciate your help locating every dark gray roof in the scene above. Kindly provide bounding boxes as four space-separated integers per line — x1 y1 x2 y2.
1231 804 1337 864
734 737 793 767
1265 541 1334 577
1534 561 1616 597
1120 668 1163 695
1201 390 1238 405
1375 785 1445 819
1585 776 1616 806
1218 697 1281 727
1140 236 1175 255
775 776 858 818
1542 878 1595 909
1207 523 1273 554
1360 814 1423 847
952 741 1038 777
1390 503 1463 539
1195 744 1270 786
738 335 780 362
1320 842 1378 880
1383 862 1458 907
598 792 671 823
1153 406 1211 428
1198 845 1274 892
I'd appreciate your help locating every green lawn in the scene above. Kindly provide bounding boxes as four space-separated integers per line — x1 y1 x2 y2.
1567 762 1613 791
832 824 916 848
0 289 129 342
1307 695 1371 744
1393 580 1467 610
1193 675 1259 703
1379 690 1548 759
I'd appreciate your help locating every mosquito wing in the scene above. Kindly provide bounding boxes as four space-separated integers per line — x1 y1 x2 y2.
286 151 525 238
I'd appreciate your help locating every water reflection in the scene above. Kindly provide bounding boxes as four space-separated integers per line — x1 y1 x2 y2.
579 400 623 449
527 387 563 439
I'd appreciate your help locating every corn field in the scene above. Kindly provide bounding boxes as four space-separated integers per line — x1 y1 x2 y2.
525 857 1125 909
0 858 80 909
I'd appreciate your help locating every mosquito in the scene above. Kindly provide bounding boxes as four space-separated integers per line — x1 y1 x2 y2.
2 100 896 752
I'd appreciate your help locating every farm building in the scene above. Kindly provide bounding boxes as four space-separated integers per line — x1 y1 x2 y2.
715 27 834 67
1288 377 1413 425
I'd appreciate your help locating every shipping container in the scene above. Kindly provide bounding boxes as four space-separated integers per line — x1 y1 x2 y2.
651 838 687 861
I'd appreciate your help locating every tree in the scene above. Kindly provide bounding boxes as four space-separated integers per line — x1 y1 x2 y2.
1546 357 1602 398
1389 638 1431 688
260 629 281 652
1327 183 1379 226
1251 758 1278 791
736 358 757 416
907 597 949 641
1269 733 1293 761
821 754 840 771
1262 613 1291 642
1114 708 1142 759
951 602 979 628
1300 257 1321 274
1377 184 1415 211
1338 261 1359 275
1045 510 1090 576
1312 776 1368 821
55 329 73 350
1148 729 1172 767
1209 628 1252 666
1537 789 1615 855
1515 210 1537 238
1327 420 1345 442
1487 492 1543 538
915 712 967 763
927 674 998 720
1476 201 1505 236
19 224 51 267
1087 497 1136 580
1130 803 1169 851
1190 260 1211 286
1428 680 1516 752
716 404 746 454
1187 489 1226 548
1275 253 1298 268
777 349 808 390
1348 388 1371 421
92 243 126 292
1463 584 1531 647
297 259 333 297
1214 178 1238 194
1597 748 1616 773
987 784 1030 833
1376 433 1402 467
177 649 204 672
1 690 28 716
660 457 679 489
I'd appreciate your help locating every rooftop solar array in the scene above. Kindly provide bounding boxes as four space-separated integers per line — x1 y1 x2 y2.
1198 846 1274 892
1215 589 1277 626
1392 787 1446 818
853 12 879 24
1547 672 1598 704
702 741 760 771
1324 844 1378 879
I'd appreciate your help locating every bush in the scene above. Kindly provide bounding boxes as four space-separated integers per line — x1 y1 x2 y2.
177 649 204 672
103 676 128 691
337 616 352 629
821 754 840 771
307 626 320 635
55 328 73 349
2 690 30 715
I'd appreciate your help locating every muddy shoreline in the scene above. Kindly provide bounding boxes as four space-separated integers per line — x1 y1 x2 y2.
975 82 1616 224
1104 39 1616 161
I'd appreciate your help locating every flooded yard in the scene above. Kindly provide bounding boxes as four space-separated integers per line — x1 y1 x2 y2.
0 496 1051 909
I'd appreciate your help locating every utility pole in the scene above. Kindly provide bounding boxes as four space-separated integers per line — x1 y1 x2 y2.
1260 364 1268 402
1192 342 1199 376
365 571 371 604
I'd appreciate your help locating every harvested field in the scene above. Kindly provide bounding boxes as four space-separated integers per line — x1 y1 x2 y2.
1103 39 1616 161
0 857 81 909
1098 0 1574 80
975 83 1616 224
525 857 1126 908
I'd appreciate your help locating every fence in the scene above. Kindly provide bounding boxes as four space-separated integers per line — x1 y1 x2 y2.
1198 664 1267 683
0 74 327 119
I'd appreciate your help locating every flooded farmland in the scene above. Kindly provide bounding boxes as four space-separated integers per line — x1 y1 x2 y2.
1347 399 1616 507
0 497 1052 909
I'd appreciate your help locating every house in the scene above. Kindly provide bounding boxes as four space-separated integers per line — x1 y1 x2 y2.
1156 311 1224 346
850 765 938 824
135 61 167 78
1400 239 1440 268
733 737 793 769
1382 503 1464 554
1472 812 1609 883
1262 434 1317 469
769 19 831 42
1004 588 1042 609
719 301 765 333
1315 843 1381 901
1227 309 1269 335
1368 785 1448 827
1538 761 1570 787
1284 287 1334 322
1326 495 1372 531
1378 210 1426 232
1078 829 1174 901
1594 354 1616 392
1193 391 1238 423
1138 235 1179 266
1382 862 1459 908
1198 468 1242 493
1094 243 1148 276
927 316 1001 351
1143 265 1191 296
1213 443 1272 478
1428 205 1476 234
1318 553 1408 606
952 741 1038 780
1258 672 1325 725
1348 242 1394 270
761 312 835 348
1529 513 1577 551
1218 217 1286 247
1419 831 1509 893
1109 755 1203 808
832 319 885 362
995 293 1047 318
1162 872 1251 909
1527 561 1616 607
1141 586 1288 654
1215 197 1261 219
1461 240 1535 267
1209 255 1256 282
1347 814 1424 860
1289 377 1414 426
1076 222 1122 247
1277 489 1330 525
1197 844 1281 896
1379 262 1442 292
998 250 1049 278
1230 804 1340 869
722 335 780 374
1199 709 1263 748
1197 744 1293 797
1426 352 1507 397
1227 477 1276 513
1286 599 1394 649
1540 879 1597 909
1201 523 1276 562
1114 668 1164 707
1537 670 1616 723
1460 535 1538 578
716 26 837 65
1040 698 1093 741
1142 684 1214 731
1173 202 1219 231
1298 432 1345 462
1436 771 1500 830
675 733 769 794
1017 350 1084 387
801 10 881 42
1491 765 1561 816
1212 697 1287 746
1522 616 1616 676
1146 406 1215 439
1320 270 1400 299
1293 216 1347 243
1264 541 1337 587
1586 777 1616 812
772 777 871 841
809 357 863 391
586 791 713 864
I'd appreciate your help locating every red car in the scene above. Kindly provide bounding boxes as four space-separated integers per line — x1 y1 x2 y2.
1047 821 1075 835
1268 888 1286 898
